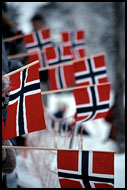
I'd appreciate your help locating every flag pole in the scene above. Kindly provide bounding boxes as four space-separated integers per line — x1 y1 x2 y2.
7 51 105 63
2 60 40 78
3 30 61 42
3 29 84 43
39 52 106 72
3 30 66 43
41 82 111 95
7 51 39 60
3 34 24 43
2 146 117 153
4 52 105 78
69 123 79 149
3 31 59 43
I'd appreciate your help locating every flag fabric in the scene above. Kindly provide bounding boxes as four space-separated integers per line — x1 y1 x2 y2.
57 150 114 188
23 28 53 68
23 28 52 53
73 54 108 87
73 83 111 123
43 45 73 66
60 30 86 58
48 64 75 90
2 63 46 141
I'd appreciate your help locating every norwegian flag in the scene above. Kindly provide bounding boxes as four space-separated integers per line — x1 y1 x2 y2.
23 28 52 53
48 64 75 90
73 83 111 123
73 54 108 87
60 30 86 58
2 63 46 141
57 150 114 188
43 45 73 66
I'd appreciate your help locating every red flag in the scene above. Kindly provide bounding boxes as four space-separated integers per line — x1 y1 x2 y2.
48 64 75 90
57 150 114 188
23 28 52 68
44 45 73 66
60 30 86 58
73 83 111 123
73 54 108 86
23 28 52 53
61 30 85 45
2 63 46 141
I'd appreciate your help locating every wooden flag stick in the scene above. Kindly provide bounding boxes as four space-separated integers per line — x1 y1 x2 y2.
7 52 105 77
7 52 105 75
3 60 40 78
2 146 117 153
3 31 58 43
7 51 44 60
3 34 24 43
8 52 33 60
3 32 60 43
8 43 104 59
3 31 61 43
3 29 83 43
41 82 111 95
39 52 105 72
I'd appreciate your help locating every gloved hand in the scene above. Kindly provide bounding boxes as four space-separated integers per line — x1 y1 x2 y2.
2 140 16 174
2 77 10 109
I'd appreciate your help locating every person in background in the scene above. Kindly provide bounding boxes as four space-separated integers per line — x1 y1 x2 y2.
31 14 45 32
2 2 28 64
52 102 90 135
52 102 68 133
31 13 49 106
53 102 67 119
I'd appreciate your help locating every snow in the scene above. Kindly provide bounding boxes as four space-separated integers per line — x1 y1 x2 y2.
16 154 42 188
114 153 125 188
